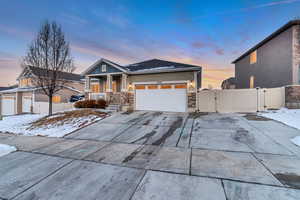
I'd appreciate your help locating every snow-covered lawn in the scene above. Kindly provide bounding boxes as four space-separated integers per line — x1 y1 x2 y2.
0 110 107 137
0 144 16 157
259 108 300 147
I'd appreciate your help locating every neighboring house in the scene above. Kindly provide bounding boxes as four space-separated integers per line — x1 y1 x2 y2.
233 20 300 89
221 77 237 89
83 58 202 112
0 66 84 115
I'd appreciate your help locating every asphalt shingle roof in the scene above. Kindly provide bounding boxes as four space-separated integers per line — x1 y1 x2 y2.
125 59 201 72
28 66 83 81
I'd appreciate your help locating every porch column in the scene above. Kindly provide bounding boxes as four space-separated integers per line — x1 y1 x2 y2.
106 74 112 92
121 74 128 92
85 76 91 92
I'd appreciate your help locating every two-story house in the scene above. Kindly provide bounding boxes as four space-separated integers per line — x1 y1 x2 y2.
83 58 202 112
0 65 84 115
233 20 300 89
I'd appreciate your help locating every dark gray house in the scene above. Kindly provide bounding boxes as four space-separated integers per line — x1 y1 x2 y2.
233 20 300 89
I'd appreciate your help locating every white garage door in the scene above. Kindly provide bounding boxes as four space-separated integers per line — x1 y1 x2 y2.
22 97 32 113
1 96 15 115
135 84 187 112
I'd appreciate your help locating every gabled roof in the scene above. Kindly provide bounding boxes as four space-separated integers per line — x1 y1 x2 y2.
125 59 201 72
81 58 128 75
19 66 84 82
232 20 300 64
83 58 202 76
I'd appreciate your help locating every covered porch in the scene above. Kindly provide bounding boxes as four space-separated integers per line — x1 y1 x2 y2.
85 73 128 103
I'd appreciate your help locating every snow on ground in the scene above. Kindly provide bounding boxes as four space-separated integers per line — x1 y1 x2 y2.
0 144 17 157
259 108 300 147
291 136 300 147
260 108 300 130
0 111 104 137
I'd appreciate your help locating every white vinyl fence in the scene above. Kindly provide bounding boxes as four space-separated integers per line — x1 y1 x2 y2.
33 102 74 114
198 87 285 113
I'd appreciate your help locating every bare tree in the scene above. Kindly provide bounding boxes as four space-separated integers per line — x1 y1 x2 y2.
23 21 74 115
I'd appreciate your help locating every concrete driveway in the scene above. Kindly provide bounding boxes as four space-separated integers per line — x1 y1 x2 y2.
1 111 300 199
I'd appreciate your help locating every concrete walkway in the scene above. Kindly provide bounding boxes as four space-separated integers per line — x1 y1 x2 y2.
0 111 300 199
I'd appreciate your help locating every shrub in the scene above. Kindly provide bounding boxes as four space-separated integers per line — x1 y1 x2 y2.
74 99 107 109
96 99 107 109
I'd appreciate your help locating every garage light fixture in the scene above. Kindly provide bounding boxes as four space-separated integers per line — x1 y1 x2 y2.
128 83 133 91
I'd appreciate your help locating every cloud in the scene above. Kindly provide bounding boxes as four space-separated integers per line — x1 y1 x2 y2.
0 24 33 39
0 52 20 86
191 41 225 56
181 0 300 21
60 14 88 25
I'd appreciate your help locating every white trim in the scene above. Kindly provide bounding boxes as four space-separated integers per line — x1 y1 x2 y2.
132 81 158 85
86 72 123 76
128 67 201 75
161 80 188 84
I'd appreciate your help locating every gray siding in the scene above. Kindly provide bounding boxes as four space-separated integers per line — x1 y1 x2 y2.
235 26 294 88
88 62 122 75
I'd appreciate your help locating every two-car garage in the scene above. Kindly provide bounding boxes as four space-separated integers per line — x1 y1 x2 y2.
135 83 188 112
1 93 33 116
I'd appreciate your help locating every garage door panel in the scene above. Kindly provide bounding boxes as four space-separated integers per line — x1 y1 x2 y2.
2 97 15 115
135 86 187 112
22 97 32 113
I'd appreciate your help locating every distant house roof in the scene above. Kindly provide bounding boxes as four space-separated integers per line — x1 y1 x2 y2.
0 85 17 91
27 66 84 82
232 20 300 64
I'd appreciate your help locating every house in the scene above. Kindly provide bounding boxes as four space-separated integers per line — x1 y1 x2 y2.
221 77 237 89
233 20 300 89
0 66 84 115
83 58 202 112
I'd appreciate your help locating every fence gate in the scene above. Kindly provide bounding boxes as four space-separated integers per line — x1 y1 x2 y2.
197 87 285 113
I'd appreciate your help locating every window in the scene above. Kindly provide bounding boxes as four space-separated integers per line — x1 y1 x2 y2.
91 84 100 93
102 64 107 72
175 84 187 89
135 85 146 90
250 76 255 88
52 96 61 103
250 50 257 64
20 78 31 87
147 85 158 89
161 85 172 89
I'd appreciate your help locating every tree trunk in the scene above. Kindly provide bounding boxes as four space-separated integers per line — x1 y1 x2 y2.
48 95 53 116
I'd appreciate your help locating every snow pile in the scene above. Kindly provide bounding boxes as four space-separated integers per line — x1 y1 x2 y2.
291 136 300 147
0 110 106 137
259 108 300 130
0 144 17 157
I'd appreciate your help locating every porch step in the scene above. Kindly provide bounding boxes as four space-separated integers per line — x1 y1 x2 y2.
106 104 121 112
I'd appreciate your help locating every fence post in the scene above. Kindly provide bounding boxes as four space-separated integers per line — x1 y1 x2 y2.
263 89 267 111
214 90 218 113
256 87 259 112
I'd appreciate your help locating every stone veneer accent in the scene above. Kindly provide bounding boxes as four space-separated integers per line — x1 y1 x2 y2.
285 85 300 108
293 25 300 84
188 92 196 109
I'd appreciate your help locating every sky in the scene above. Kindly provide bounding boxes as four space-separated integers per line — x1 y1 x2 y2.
1 0 300 88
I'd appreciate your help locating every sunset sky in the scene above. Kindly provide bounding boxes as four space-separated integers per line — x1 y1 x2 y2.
1 0 300 88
